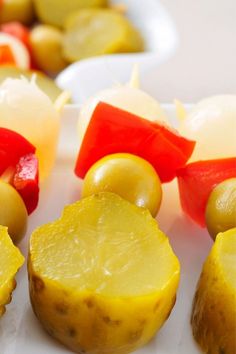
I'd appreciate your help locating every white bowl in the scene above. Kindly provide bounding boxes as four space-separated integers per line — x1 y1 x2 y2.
56 0 178 103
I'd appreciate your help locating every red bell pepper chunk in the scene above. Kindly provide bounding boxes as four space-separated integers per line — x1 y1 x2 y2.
13 153 39 214
0 128 39 214
0 127 35 175
177 158 236 227
75 102 195 183
0 44 16 65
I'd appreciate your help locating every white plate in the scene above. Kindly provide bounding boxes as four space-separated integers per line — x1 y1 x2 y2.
0 104 211 354
56 0 178 103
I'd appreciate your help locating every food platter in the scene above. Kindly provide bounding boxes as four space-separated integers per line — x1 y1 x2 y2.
0 104 212 354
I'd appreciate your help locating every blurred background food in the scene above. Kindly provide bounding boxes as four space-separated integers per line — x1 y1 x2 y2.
33 0 108 27
0 65 62 101
0 0 144 96
30 24 68 74
63 8 144 62
1 0 235 103
0 0 34 25
0 32 30 68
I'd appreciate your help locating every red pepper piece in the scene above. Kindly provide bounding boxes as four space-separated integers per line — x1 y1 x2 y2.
13 153 39 214
177 158 236 227
75 102 195 183
0 128 39 214
0 44 16 65
0 127 35 175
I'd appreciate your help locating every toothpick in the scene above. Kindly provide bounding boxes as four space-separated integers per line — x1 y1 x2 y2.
54 91 71 113
128 64 140 89
174 99 187 124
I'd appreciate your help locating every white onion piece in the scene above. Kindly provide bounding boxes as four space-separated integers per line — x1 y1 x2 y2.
0 77 60 180
179 95 236 161
0 33 30 69
77 86 169 141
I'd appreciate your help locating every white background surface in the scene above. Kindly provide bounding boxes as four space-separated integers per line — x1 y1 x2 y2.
143 0 236 101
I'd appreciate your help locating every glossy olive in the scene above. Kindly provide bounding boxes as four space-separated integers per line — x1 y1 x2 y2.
205 178 236 240
30 25 68 74
0 181 28 243
82 153 162 217
0 0 34 25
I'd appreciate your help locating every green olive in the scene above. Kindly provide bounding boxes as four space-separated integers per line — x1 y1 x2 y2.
205 178 236 240
30 25 68 74
82 153 162 217
0 181 28 243
33 0 108 27
0 0 34 25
